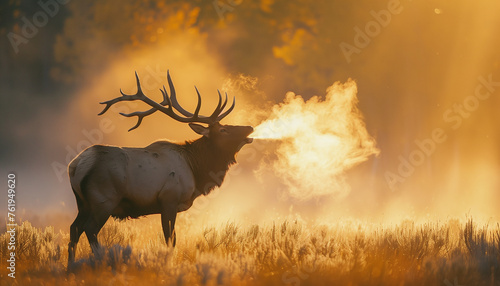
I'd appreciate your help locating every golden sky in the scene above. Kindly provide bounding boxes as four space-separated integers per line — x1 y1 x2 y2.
1 0 500 226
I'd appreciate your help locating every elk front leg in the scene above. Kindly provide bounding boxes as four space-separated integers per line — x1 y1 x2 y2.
161 206 177 247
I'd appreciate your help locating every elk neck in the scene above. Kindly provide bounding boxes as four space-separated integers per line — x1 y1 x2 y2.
182 136 237 195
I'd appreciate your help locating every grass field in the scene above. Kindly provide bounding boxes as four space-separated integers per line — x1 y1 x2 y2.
1 216 499 285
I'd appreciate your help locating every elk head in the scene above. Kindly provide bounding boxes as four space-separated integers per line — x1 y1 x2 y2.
98 71 253 150
189 123 253 153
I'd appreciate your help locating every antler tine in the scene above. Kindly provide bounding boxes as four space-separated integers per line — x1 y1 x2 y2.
160 86 171 106
219 92 228 113
217 96 235 121
168 71 195 117
98 72 145 115
209 90 223 121
119 110 155 131
120 71 146 99
193 86 202 117
159 85 178 110
98 99 115 115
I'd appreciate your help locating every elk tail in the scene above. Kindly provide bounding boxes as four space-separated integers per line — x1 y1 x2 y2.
68 148 96 208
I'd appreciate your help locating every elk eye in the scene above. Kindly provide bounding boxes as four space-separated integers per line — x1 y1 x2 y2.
220 128 228 133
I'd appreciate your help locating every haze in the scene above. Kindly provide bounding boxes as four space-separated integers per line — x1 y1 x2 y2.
1 0 500 230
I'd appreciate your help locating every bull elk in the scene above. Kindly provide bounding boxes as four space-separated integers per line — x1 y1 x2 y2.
67 71 253 264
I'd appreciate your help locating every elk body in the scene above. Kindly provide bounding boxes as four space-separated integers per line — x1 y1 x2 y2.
67 72 253 264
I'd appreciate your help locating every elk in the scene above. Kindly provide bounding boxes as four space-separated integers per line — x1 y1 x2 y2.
67 71 253 264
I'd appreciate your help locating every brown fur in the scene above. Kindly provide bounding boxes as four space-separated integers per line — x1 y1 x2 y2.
147 137 237 196
182 137 237 195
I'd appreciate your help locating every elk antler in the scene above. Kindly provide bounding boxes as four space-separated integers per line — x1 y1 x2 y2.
98 71 235 131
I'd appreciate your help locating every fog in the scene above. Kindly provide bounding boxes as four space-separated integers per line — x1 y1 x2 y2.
1 0 500 231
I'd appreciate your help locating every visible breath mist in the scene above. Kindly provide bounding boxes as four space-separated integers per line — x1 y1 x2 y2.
252 79 379 200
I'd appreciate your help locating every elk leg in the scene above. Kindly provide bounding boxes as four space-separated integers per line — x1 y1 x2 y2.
68 210 89 264
84 212 110 257
161 207 177 247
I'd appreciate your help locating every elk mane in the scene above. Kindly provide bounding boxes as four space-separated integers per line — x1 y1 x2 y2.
182 137 237 195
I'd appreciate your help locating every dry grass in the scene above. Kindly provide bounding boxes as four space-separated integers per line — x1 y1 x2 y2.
1 216 499 285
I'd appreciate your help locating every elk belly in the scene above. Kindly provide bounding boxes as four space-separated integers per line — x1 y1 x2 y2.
111 198 162 219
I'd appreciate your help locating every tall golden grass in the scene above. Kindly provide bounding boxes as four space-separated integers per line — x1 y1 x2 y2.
1 217 499 285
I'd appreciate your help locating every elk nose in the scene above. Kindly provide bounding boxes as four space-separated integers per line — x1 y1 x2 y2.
247 126 254 134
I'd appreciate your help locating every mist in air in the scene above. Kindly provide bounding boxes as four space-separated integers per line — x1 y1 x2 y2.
253 80 379 201
1 0 500 229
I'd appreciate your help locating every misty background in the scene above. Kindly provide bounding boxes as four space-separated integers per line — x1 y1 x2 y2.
1 0 500 230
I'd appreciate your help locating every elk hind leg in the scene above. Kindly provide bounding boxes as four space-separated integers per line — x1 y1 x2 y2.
83 199 115 258
68 209 89 264
84 214 110 258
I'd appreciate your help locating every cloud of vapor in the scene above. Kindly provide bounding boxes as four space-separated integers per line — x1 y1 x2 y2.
252 79 379 201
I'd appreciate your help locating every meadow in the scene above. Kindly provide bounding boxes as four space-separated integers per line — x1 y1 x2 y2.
1 216 499 286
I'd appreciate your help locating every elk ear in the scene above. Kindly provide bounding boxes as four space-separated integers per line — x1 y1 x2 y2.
189 123 210 137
